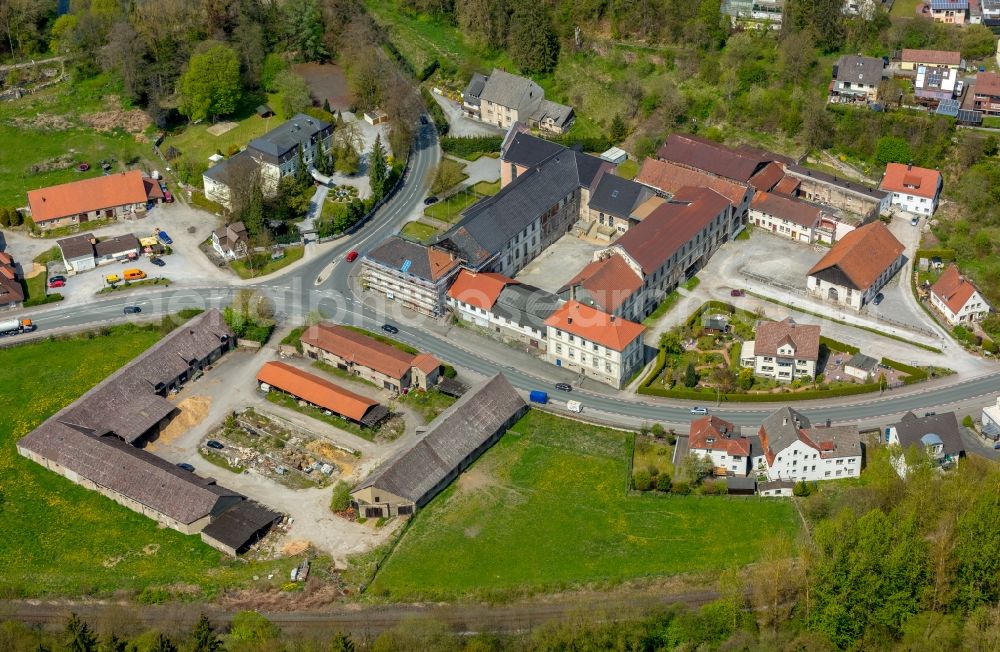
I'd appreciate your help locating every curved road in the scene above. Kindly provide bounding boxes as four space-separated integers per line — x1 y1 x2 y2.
13 122 1000 429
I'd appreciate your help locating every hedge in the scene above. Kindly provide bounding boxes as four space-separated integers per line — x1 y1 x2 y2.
420 87 449 136
638 382 885 402
440 135 503 160
879 357 928 384
23 293 63 307
820 335 860 355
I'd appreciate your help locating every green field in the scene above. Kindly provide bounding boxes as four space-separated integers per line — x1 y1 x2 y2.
469 180 500 196
368 411 799 600
399 220 440 242
0 324 291 598
231 245 305 279
890 0 923 18
424 190 480 223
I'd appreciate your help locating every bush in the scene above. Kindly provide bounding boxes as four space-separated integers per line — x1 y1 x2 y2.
442 365 457 379
962 415 975 429
23 293 63 307
670 481 691 495
666 432 677 445
330 481 352 513
440 135 503 160
793 481 811 497
650 423 666 438
633 470 653 491
420 87 449 136
656 473 672 492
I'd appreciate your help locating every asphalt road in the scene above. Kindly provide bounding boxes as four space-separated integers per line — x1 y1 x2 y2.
11 120 1000 431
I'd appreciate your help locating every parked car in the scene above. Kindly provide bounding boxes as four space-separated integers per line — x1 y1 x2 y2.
956 80 965 96
381 323 399 334
123 305 141 314
176 463 195 472
205 440 225 450
345 250 359 262
420 115 428 125
424 196 439 205
157 230 173 245
873 293 884 306
994 442 1000 450
730 289 744 297
164 190 173 203
911 216 919 226
690 406 708 415
555 383 572 392
151 257 166 267
47 277 66 288
924 411 937 417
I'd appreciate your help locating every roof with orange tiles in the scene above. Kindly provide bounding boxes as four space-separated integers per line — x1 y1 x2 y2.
635 158 750 206
411 353 442 375
300 323 416 380
0 252 12 265
257 361 378 422
901 49 961 66
879 163 942 200
750 191 823 228
931 264 983 315
27 170 153 224
754 317 821 361
559 254 643 313
446 269 513 311
975 71 1000 98
614 186 731 275
748 162 785 192
0 261 22 304
807 221 905 291
689 416 750 457
656 133 772 182
544 300 645 351
773 175 801 196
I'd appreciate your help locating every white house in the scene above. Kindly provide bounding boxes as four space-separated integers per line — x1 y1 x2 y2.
543 300 645 388
929 264 991 325
211 221 248 260
879 163 943 216
758 407 864 482
886 411 965 477
981 396 1000 441
830 55 886 102
748 191 825 244
688 416 752 477
844 353 879 382
743 318 821 382
807 221 905 310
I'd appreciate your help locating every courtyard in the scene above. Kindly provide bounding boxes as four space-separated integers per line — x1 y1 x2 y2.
514 233 604 293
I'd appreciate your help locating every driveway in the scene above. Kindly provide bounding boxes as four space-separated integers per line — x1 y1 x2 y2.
431 91 506 138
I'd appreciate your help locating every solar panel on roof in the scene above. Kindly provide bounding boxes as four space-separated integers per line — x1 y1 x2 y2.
936 99 960 117
957 109 983 124
400 259 412 273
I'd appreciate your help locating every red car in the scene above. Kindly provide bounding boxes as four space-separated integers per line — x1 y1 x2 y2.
164 190 173 203
730 289 744 297
47 277 66 288
345 250 359 262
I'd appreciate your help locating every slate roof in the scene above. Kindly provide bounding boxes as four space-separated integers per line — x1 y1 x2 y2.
57 233 96 260
588 171 655 218
759 407 811 465
247 113 331 159
355 374 526 504
559 254 643 313
845 353 879 373
364 235 460 282
931 264 983 315
544 300 645 351
94 233 140 258
754 317 821 360
492 283 562 333
202 149 254 183
463 72 488 106
783 164 888 201
800 424 863 460
531 99 574 128
201 500 281 551
257 361 381 423
751 191 823 228
636 158 751 206
656 133 772 182
501 127 566 168
479 69 542 110
807 221 905 291
300 323 415 380
833 55 886 86
892 411 965 458
27 170 152 223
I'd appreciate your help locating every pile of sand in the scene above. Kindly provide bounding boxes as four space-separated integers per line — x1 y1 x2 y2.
282 540 310 556
155 396 212 445
305 440 355 477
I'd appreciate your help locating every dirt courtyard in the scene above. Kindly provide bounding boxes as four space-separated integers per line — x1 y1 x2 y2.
294 63 353 110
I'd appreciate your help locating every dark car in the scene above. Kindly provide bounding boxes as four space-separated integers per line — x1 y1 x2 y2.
123 305 141 314
924 411 937 417
872 293 884 306
157 230 173 245
730 289 744 297
423 196 439 205
420 115 429 125
176 463 195 472
151 257 166 267
205 440 225 450
382 323 399 335
555 383 572 392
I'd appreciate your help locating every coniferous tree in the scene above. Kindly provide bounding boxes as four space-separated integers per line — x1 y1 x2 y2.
63 613 98 652
189 614 224 652
368 134 389 201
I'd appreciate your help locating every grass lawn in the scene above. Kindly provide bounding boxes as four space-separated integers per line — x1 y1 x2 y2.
642 290 681 327
469 180 500 196
231 245 304 279
161 93 280 168
97 277 171 294
187 190 226 215
890 0 923 18
368 411 799 601
633 436 675 479
394 388 456 424
399 220 440 242
683 276 701 291
616 159 640 180
22 272 48 303
424 190 480 223
0 324 292 599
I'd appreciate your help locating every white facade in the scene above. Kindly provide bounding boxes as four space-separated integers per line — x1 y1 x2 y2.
544 326 643 388
447 296 548 346
931 287 990 325
748 209 817 243
808 253 904 311
746 339 818 382
689 446 750 476
888 190 938 215
981 397 1000 440
766 438 862 482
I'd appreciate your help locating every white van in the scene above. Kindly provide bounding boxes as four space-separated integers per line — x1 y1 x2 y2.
567 400 582 413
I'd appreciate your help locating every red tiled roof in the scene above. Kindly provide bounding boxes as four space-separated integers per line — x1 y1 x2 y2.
0 265 13 280
544 300 645 351
656 133 770 182
27 170 152 224
0 252 12 265
773 175 801 195
689 416 749 456
931 264 980 315
614 186 731 275
300 323 415 380
750 191 823 228
143 178 165 200
748 162 785 192
257 361 378 422
901 49 961 66
559 254 642 313
635 158 750 206
807 221 905 291
975 71 1000 98
879 163 941 200
411 353 441 375
754 318 821 361
446 270 512 310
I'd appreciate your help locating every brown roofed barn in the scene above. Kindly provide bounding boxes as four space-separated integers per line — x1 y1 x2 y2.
257 361 388 427
27 170 161 231
807 221 905 310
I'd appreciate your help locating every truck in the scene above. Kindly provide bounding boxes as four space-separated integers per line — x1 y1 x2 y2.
0 318 34 337
529 390 549 404
566 400 582 413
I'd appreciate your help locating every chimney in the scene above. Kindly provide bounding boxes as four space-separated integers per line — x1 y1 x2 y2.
567 317 573 325
783 417 788 426
907 162 913 170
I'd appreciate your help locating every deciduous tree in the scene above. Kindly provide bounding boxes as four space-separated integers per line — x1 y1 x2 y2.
275 70 312 119
179 41 242 122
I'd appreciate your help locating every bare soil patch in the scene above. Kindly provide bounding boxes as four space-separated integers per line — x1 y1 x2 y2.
293 62 353 110
304 440 356 478
206 121 239 136
9 113 72 130
282 540 310 556
80 108 151 134
456 467 496 494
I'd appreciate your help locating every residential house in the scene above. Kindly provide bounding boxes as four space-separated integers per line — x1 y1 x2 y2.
980 396 1000 441
203 114 333 208
17 311 280 553
558 253 644 322
758 407 864 482
742 317 821 382
57 233 97 273
983 0 1000 25
759 480 795 497
256 361 389 427
361 235 461 317
0 251 23 309
807 221 905 310
636 157 752 233
914 65 960 106
212 221 249 260
94 234 140 265
780 164 890 220
461 72 488 118
930 264 991 324
580 170 657 239
721 0 785 28
973 71 1000 116
499 125 583 188
879 162 943 215
931 0 968 23
749 192 827 244
299 323 441 393
844 353 879 381
351 374 527 517
446 269 560 349
26 170 161 231
900 49 962 71
887 411 966 476
473 69 574 133
689 416 752 477
544 300 645 388
831 55 886 102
